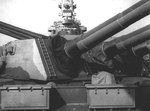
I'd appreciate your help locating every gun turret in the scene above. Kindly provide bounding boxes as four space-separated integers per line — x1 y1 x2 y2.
83 23 150 76
75 24 150 76
49 0 150 78
1 0 150 81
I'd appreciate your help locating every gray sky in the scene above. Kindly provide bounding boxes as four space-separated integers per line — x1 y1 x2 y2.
0 0 150 44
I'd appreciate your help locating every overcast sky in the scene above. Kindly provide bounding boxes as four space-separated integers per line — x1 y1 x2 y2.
0 0 150 44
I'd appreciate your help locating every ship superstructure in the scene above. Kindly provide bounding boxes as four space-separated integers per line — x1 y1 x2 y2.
48 0 87 39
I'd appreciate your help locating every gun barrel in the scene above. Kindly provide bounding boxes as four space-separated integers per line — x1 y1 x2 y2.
104 28 150 58
0 26 33 39
0 21 47 39
82 0 149 39
65 1 150 58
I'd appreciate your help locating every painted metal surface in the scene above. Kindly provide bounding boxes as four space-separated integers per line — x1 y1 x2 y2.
0 85 51 110
4 39 48 81
50 86 89 111
86 84 136 109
